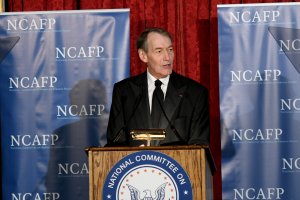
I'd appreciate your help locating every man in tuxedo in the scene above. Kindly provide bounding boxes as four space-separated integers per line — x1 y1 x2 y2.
106 27 209 146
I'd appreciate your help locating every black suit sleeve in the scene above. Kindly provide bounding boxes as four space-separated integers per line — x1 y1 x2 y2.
106 83 128 146
187 87 210 145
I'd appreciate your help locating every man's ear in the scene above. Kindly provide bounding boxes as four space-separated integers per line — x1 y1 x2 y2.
138 49 148 63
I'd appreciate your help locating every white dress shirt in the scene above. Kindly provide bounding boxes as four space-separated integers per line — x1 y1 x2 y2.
147 70 169 112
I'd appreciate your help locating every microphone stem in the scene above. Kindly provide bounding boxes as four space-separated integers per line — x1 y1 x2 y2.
156 95 186 143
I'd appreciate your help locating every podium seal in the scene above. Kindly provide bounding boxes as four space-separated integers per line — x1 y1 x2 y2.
103 150 193 200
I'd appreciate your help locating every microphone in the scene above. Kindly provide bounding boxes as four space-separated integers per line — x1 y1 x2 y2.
111 85 144 144
154 92 187 144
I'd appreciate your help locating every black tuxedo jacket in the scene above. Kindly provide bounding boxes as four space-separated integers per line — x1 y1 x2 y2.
106 71 210 146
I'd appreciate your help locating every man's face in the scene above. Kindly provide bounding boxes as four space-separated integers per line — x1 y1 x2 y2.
138 32 174 79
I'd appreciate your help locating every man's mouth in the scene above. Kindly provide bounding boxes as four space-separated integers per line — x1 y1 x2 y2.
162 63 171 67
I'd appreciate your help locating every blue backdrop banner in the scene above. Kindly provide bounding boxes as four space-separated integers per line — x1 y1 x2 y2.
218 2 300 200
0 9 130 200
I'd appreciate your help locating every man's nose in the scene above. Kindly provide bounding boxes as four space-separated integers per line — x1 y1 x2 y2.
163 50 170 60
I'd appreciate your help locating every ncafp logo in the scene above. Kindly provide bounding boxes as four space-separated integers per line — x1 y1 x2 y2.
269 26 300 74
103 151 193 200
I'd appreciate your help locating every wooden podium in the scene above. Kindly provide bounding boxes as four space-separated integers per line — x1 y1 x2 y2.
86 145 215 200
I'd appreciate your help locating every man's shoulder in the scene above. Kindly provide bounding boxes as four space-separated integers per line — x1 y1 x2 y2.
114 72 146 88
171 72 207 91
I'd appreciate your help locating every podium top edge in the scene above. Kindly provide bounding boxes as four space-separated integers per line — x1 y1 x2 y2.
85 145 209 152
85 145 216 173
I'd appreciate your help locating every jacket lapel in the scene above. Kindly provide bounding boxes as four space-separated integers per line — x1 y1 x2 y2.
132 72 152 129
159 73 186 129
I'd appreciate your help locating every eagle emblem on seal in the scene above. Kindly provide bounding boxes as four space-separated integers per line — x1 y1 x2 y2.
127 182 167 200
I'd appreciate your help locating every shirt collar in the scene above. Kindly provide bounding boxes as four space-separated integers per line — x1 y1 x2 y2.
147 69 170 87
